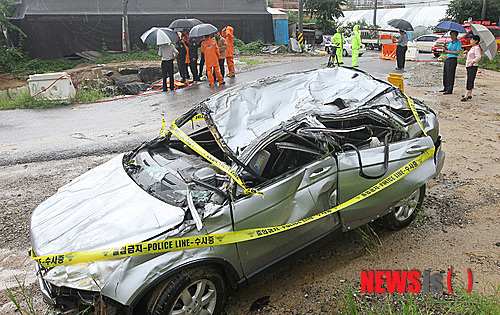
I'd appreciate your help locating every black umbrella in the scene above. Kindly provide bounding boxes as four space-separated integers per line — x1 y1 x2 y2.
388 19 414 31
168 18 203 32
189 23 218 38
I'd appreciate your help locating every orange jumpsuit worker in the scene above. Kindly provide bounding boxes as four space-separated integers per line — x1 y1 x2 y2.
201 35 225 86
222 26 235 77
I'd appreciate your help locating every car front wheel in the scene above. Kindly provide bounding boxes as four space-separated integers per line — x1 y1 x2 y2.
343 49 348 57
147 266 227 315
433 53 440 58
382 185 425 230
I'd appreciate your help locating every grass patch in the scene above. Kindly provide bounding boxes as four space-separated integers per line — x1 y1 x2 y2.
458 52 500 71
0 86 113 110
0 88 66 110
240 59 264 66
331 282 500 314
91 44 160 64
75 87 110 104
6 275 44 314
355 224 382 255
234 39 276 54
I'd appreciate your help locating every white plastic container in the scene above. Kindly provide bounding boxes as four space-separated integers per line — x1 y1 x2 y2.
28 72 76 101
405 42 420 61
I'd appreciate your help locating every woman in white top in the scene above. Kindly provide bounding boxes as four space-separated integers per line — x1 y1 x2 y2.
462 35 482 102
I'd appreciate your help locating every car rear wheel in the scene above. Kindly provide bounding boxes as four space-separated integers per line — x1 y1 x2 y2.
382 185 425 230
433 53 440 58
147 266 227 315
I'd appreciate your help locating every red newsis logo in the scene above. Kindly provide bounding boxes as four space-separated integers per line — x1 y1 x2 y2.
360 269 472 294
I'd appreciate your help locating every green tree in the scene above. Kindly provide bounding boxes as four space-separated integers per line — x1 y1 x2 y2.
287 11 316 24
1 0 27 73
446 0 500 23
304 0 347 34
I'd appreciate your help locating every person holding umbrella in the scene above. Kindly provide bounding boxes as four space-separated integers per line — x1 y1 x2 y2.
395 30 408 70
159 42 178 91
140 27 179 91
461 35 481 101
388 19 413 71
440 30 462 94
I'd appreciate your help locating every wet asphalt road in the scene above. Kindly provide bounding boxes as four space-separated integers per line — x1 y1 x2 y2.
0 51 437 166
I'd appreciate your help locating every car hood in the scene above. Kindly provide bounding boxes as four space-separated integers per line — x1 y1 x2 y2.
30 155 185 257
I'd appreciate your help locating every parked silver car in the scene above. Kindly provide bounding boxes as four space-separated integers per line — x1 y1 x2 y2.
414 34 441 53
31 67 445 315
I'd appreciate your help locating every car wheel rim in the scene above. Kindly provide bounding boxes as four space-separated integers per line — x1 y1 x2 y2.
394 188 420 222
171 279 217 315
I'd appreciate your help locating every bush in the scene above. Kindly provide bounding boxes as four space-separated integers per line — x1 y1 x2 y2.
458 52 500 72
92 44 160 63
233 38 270 54
11 58 79 75
0 46 26 73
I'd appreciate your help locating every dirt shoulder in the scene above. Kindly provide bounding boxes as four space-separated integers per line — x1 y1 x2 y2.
224 62 500 314
0 59 498 314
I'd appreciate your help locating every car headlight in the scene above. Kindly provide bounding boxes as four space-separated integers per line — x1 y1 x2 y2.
43 258 125 291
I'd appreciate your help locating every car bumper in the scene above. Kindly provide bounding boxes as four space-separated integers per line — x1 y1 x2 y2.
35 262 56 306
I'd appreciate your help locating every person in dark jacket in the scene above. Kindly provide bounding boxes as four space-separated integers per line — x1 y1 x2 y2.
395 29 408 70
176 33 190 82
188 37 201 81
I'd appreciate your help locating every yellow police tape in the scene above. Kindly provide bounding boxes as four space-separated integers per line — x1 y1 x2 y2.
31 89 433 268
31 146 434 268
167 119 264 197
404 94 428 137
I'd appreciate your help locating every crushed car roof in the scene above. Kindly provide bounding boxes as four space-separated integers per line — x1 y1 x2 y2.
201 67 410 154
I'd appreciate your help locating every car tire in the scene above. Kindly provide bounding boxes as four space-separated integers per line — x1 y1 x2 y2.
343 49 348 57
382 185 425 231
325 47 330 54
367 43 373 50
433 53 440 58
146 266 227 315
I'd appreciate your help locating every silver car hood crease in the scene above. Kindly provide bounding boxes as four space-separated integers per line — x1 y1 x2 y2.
30 155 185 256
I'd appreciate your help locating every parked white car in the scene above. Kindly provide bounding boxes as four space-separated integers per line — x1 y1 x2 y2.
325 38 366 57
414 34 441 53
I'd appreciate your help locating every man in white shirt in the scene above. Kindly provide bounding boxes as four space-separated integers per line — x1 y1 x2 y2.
158 43 179 91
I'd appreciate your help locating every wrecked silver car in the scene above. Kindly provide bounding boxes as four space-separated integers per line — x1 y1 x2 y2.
30 67 444 315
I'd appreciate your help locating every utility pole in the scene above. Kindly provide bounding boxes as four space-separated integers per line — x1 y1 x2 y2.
122 0 131 52
481 0 486 21
298 0 304 34
373 0 378 28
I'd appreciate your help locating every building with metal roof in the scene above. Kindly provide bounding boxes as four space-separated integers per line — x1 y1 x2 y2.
11 0 274 59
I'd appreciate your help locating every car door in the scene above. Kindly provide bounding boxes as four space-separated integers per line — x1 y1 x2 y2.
338 136 437 231
232 149 339 278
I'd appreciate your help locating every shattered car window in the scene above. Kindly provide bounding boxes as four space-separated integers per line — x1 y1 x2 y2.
123 124 229 208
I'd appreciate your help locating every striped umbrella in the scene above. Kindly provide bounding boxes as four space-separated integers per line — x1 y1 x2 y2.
140 27 179 45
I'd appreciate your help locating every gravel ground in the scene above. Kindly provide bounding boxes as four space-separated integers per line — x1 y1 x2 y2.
1 57 499 314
